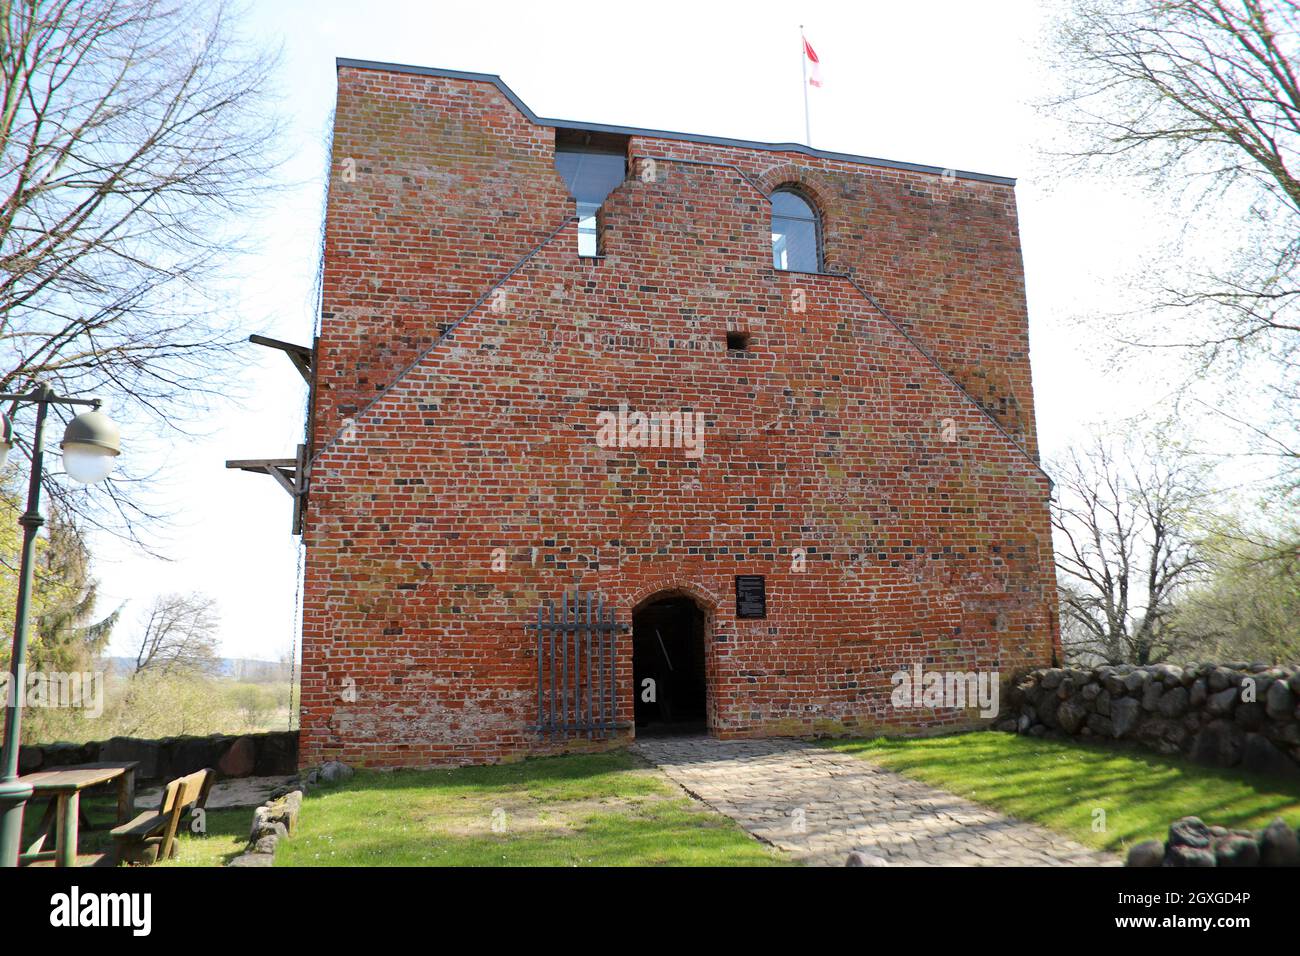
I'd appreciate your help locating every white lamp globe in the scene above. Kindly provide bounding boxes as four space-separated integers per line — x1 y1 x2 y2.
0 413 11 471
60 410 120 484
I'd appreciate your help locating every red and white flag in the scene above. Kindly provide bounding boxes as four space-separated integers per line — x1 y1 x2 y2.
803 36 823 88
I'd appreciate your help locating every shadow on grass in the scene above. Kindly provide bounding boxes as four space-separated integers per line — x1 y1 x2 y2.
277 749 786 867
311 750 663 800
19 789 253 867
823 731 1300 851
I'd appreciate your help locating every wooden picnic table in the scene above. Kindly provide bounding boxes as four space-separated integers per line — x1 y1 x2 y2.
17 762 138 867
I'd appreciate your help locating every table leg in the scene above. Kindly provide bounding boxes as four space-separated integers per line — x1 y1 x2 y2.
25 799 55 855
117 769 135 825
55 793 79 867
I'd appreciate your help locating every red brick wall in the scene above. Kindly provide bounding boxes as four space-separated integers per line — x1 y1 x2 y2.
299 65 1057 769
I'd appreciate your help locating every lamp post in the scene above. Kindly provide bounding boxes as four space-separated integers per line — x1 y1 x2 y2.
0 384 120 868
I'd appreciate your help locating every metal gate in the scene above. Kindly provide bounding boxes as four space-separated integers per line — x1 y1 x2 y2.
530 591 623 739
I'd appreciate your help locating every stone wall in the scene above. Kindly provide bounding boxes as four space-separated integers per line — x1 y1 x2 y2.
998 664 1300 776
18 731 298 783
1127 816 1299 867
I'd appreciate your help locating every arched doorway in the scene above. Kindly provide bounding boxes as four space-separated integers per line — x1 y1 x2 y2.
632 593 708 736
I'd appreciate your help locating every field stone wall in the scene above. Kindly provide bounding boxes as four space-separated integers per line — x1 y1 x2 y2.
18 731 299 783
996 663 1300 777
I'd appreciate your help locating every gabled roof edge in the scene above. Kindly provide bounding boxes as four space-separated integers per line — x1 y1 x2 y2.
335 57 1018 187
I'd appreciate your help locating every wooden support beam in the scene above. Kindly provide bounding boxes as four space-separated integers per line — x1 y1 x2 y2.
226 446 308 534
249 334 313 384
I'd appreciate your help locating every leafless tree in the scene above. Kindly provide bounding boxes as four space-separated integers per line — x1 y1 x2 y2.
1052 437 1212 664
131 591 219 675
1048 0 1300 496
0 0 280 542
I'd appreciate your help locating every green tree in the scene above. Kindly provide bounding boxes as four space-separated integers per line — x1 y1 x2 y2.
1176 525 1300 665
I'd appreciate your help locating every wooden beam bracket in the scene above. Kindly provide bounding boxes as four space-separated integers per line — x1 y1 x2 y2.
249 334 313 384
226 444 308 534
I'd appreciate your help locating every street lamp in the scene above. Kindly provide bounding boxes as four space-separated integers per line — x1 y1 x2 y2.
0 384 120 868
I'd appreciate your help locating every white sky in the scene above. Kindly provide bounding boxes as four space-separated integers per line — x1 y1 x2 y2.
91 0 1192 662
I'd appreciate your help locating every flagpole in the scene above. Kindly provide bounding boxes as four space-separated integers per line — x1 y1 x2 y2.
800 25 811 146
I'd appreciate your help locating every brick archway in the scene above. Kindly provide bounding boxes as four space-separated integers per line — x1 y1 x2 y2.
755 162 843 272
629 583 717 737
629 578 720 615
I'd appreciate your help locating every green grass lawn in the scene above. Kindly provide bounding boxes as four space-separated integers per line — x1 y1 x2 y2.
824 731 1300 854
275 750 786 867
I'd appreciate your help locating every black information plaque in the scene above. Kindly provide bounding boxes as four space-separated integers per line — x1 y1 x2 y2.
735 574 766 619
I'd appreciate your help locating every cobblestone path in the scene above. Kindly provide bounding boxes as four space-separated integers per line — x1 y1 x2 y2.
634 736 1121 867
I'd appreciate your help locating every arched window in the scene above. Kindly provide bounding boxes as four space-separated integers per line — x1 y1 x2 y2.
770 188 821 273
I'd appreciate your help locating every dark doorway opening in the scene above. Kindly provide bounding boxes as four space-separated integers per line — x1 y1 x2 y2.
632 595 707 736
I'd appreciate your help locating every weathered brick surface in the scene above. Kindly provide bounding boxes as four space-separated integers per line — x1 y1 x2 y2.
299 64 1058 769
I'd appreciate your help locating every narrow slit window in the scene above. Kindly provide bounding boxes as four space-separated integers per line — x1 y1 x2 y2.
771 188 821 273
555 131 628 257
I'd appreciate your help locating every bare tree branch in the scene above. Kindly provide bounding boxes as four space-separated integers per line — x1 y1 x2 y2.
0 0 281 541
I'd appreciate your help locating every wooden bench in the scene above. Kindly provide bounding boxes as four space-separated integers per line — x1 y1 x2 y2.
111 768 214 865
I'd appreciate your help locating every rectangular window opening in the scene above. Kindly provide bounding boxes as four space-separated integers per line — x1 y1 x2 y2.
726 331 751 352
554 129 629 257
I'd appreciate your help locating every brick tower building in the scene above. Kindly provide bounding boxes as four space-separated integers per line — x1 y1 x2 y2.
294 58 1058 769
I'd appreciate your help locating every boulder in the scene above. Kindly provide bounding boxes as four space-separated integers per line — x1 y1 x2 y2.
1136 718 1185 753
1010 679 1035 707
1276 722 1300 747
1206 687 1239 717
845 851 890 866
1101 671 1127 696
1086 713 1114 738
218 735 257 778
1208 667 1237 692
1192 720 1244 768
253 834 279 855
1111 697 1141 738
1234 701 1265 730
1096 692 1112 717
161 736 224 781
1153 663 1184 686
264 791 303 835
1037 696 1060 729
1164 845 1216 867
1058 701 1087 734
1142 680 1164 712
1124 670 1150 693
1189 677 1208 708
228 851 274 868
1168 816 1211 849
252 819 288 843
100 737 160 780
319 760 354 784
1040 669 1065 690
253 732 299 776
1126 840 1164 867
1156 686 1189 719
1259 818 1300 867
1266 680 1296 720
1242 734 1299 778
1214 835 1260 867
